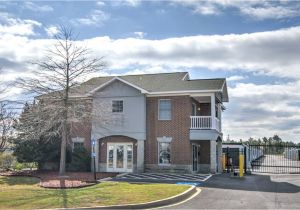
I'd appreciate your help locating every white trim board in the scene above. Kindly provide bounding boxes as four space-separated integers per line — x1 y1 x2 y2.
87 77 149 96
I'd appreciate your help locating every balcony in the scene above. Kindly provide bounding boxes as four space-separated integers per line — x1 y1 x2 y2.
190 116 222 141
190 116 221 132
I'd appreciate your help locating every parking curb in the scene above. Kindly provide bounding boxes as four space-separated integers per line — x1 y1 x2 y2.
45 185 197 210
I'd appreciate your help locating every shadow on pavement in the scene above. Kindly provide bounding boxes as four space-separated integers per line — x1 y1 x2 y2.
203 173 300 193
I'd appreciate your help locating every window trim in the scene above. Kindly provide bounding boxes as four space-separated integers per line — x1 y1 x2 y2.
112 100 124 113
72 137 85 151
158 99 172 120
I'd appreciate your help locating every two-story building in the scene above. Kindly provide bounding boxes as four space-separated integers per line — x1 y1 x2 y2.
68 72 228 174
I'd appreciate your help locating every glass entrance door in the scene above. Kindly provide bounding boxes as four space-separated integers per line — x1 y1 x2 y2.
116 145 124 169
192 145 199 172
107 143 133 172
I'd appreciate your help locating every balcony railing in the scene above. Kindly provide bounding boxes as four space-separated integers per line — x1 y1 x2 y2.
190 116 221 132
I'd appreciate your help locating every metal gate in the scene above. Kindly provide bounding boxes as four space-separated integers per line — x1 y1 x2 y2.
248 144 300 174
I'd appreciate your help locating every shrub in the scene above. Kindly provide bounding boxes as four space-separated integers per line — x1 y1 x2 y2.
67 147 91 172
13 162 38 171
0 153 16 171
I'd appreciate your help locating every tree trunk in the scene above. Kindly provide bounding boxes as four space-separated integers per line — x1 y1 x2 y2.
59 126 67 175
59 104 68 176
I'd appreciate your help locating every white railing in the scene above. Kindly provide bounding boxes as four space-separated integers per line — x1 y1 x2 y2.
190 116 221 132
215 118 220 132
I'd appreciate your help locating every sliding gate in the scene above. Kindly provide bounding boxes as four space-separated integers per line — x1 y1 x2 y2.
248 144 300 174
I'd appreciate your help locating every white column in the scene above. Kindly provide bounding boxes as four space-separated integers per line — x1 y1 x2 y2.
217 140 222 173
211 94 216 129
218 103 222 132
137 140 145 173
95 140 99 172
210 140 217 173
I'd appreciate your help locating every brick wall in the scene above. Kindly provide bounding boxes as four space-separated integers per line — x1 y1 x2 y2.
145 96 193 167
69 98 93 151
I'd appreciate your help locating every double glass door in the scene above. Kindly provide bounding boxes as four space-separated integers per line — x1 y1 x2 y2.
107 143 133 172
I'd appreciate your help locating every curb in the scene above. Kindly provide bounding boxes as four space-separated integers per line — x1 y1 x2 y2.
43 185 197 210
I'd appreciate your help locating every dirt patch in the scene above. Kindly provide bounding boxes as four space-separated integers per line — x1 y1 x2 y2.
0 170 118 188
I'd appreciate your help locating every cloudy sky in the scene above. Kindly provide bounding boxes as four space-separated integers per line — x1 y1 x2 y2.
1 0 300 142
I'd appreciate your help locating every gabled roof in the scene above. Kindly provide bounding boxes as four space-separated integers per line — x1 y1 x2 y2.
66 72 228 102
87 77 149 95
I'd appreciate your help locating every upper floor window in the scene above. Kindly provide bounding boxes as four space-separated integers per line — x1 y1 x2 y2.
74 104 85 118
158 99 171 120
112 100 123 113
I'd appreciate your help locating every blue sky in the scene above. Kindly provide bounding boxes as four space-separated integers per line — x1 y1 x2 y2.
1 0 300 142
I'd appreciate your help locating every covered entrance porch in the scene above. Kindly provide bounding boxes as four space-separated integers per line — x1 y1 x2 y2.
95 135 143 173
191 139 223 174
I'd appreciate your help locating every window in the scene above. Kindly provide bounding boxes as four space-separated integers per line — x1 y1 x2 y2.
158 99 171 120
112 100 123 113
74 105 85 118
72 137 84 151
73 142 84 151
158 142 171 164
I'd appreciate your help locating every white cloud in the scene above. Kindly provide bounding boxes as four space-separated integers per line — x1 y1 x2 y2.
110 0 141 7
23 2 53 12
173 0 221 15
71 10 110 26
240 4 299 20
86 26 300 79
0 12 41 36
124 0 141 7
1 25 300 142
45 25 59 37
134 31 147 39
173 0 300 20
227 75 246 82
96 1 106 7
223 81 300 142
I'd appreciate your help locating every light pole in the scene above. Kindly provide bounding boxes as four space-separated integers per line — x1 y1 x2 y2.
91 138 96 182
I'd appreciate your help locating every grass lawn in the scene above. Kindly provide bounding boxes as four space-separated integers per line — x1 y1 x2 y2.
0 176 189 209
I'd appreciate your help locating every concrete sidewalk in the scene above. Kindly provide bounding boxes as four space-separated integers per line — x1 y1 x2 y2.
161 173 300 209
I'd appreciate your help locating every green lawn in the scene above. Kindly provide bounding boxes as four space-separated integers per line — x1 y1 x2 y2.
0 176 189 209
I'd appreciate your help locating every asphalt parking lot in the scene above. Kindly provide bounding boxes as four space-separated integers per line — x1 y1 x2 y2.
161 173 300 209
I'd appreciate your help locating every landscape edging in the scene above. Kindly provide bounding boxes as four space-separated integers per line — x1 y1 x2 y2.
47 185 197 210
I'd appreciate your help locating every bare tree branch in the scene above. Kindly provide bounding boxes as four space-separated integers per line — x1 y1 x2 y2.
0 102 15 152
14 25 106 175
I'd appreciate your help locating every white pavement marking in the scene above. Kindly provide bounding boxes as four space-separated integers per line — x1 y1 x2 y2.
202 174 212 181
118 173 212 182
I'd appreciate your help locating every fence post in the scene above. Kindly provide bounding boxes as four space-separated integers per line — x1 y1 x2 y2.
226 147 230 173
222 153 226 172
239 149 244 177
244 146 247 174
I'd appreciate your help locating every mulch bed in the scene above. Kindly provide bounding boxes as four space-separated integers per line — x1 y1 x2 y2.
0 170 118 188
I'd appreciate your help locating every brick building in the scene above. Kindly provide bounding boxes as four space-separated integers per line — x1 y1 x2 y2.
66 72 228 173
